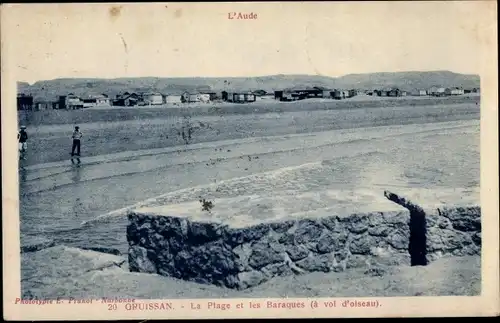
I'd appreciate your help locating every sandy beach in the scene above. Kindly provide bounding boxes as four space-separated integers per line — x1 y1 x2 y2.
18 96 481 298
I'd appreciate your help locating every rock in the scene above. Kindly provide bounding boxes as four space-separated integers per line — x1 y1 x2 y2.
335 250 349 262
346 254 368 269
173 240 237 281
331 250 349 272
451 244 480 256
138 221 153 232
278 233 295 245
223 274 239 289
20 236 55 253
295 254 333 272
233 243 253 271
442 207 481 232
439 206 480 225
261 262 292 277
151 216 189 237
128 246 157 274
345 213 369 234
248 241 285 269
390 220 409 231
149 233 169 251
294 219 325 244
438 219 452 229
285 244 309 261
126 223 140 246
383 210 410 224
157 253 177 278
189 222 224 244
236 271 266 289
128 212 146 227
367 212 386 227
316 234 335 254
270 221 295 233
78 246 121 256
472 232 481 245
304 241 320 252
388 231 409 250
168 235 186 253
368 226 391 237
316 232 346 254
427 228 469 253
130 221 155 247
172 250 193 277
427 215 453 229
151 217 165 231
321 216 339 231
370 246 392 258
466 243 481 255
225 224 270 246
349 235 372 255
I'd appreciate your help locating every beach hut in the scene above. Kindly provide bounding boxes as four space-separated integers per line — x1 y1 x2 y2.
165 93 183 104
143 92 164 105
17 94 34 111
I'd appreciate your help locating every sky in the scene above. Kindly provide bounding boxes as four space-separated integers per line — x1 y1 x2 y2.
1 2 496 84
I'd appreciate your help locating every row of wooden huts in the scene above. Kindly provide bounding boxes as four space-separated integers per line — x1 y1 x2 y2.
17 93 112 110
273 85 481 102
17 90 262 110
273 87 359 101
17 85 481 110
367 86 480 97
111 91 259 106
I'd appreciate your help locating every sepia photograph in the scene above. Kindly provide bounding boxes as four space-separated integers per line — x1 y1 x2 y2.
2 1 498 320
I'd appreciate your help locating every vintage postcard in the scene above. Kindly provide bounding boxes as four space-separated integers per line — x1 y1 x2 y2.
2 1 499 320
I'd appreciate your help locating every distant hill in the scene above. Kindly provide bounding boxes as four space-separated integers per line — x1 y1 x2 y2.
17 71 480 102
333 71 480 91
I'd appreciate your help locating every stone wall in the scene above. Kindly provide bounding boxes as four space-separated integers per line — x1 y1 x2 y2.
127 209 411 290
127 189 481 290
426 206 481 261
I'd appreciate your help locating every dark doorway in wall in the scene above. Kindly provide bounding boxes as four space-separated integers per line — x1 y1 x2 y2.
409 208 428 266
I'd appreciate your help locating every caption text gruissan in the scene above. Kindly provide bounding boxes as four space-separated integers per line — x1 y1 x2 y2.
15 297 381 311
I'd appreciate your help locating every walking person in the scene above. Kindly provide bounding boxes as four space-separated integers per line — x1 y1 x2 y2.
71 126 83 157
18 125 28 160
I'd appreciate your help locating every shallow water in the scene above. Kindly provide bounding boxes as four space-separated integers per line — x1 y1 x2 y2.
19 119 480 255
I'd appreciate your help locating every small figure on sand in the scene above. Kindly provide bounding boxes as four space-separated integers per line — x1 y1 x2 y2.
71 126 83 157
18 125 28 160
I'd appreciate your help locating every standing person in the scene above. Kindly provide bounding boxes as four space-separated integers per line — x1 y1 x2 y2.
18 125 28 160
71 126 83 157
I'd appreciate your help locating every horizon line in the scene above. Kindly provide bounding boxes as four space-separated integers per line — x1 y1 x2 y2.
17 69 480 85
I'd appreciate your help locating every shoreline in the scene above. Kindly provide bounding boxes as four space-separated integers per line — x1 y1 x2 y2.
22 119 479 171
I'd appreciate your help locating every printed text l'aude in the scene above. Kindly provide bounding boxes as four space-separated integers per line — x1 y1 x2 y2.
228 12 258 20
